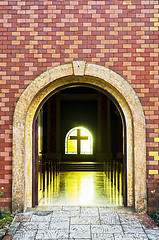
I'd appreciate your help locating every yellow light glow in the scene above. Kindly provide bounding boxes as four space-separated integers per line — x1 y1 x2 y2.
67 139 77 154
39 169 123 206
79 175 94 204
81 140 91 154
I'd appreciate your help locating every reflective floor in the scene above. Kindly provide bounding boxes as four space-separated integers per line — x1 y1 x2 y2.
38 167 123 207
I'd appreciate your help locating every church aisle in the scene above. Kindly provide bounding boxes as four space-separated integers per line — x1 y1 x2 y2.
38 170 123 207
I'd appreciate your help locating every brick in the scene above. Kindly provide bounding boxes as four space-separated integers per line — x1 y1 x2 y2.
149 170 158 175
154 138 159 142
0 0 158 212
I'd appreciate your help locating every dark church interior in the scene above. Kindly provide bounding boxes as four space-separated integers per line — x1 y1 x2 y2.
35 86 125 207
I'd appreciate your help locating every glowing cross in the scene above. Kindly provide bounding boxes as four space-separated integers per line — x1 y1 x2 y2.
70 129 88 154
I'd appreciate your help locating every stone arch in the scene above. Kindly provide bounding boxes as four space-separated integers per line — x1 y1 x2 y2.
13 61 146 213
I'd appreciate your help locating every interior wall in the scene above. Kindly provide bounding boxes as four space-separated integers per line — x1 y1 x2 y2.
60 100 97 156
42 87 123 162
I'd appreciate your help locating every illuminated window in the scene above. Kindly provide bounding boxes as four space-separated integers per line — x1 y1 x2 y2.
65 127 93 154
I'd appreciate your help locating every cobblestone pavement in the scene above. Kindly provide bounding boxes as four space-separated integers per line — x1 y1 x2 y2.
7 206 159 240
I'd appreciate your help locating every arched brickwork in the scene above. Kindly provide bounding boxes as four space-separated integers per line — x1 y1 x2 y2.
13 61 146 213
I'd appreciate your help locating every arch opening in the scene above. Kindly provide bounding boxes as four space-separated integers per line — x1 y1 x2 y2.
12 61 146 213
34 84 126 207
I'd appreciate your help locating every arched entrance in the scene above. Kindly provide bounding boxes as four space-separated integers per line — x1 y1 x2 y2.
33 85 126 207
13 61 146 213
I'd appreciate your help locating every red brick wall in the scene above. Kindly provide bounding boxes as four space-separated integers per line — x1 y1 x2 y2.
0 0 159 211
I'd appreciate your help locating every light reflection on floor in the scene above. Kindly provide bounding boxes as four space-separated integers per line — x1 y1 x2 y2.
39 171 123 207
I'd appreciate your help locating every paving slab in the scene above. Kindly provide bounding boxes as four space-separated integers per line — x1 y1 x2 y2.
13 212 32 222
91 224 123 234
114 233 149 240
18 221 49 231
144 229 159 240
70 224 91 238
80 207 99 216
7 206 159 240
91 233 114 239
12 230 37 240
52 209 79 217
100 213 120 224
71 216 100 225
49 217 69 230
35 229 69 239
122 224 145 234
31 211 52 222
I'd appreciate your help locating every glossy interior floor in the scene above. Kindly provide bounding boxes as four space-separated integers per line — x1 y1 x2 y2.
38 161 123 207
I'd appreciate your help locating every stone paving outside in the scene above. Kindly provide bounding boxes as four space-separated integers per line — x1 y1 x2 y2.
7 206 159 240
